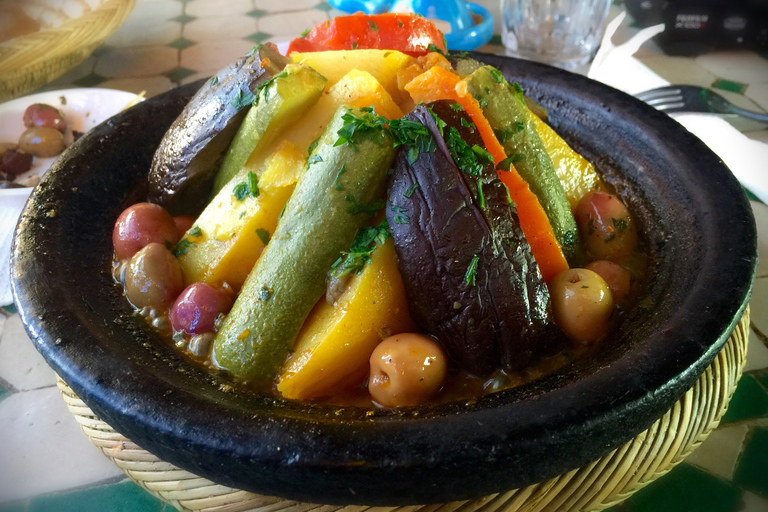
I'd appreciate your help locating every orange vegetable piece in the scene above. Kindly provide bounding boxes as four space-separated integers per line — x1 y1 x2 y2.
404 66 568 282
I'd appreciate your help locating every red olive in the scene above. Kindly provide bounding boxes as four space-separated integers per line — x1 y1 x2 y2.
124 243 184 310
574 191 637 262
173 215 196 237
113 203 180 261
0 149 33 178
585 260 631 304
23 103 66 132
169 283 234 335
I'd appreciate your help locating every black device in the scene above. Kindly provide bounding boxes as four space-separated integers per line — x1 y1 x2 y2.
624 0 768 55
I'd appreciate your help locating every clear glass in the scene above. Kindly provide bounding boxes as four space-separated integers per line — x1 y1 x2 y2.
501 0 612 70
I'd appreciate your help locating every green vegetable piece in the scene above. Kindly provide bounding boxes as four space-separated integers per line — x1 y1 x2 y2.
212 106 396 383
465 66 581 263
211 64 327 197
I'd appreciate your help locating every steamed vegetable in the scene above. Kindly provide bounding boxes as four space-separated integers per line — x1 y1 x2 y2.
386 101 563 376
211 63 327 196
465 66 581 264
289 49 414 105
212 106 397 383
287 13 448 57
277 238 416 400
404 66 568 283
149 43 288 214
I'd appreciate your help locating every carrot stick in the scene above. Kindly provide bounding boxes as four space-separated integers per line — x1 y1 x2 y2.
405 67 568 282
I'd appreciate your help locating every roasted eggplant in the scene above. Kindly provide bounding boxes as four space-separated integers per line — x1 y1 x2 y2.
148 44 288 215
386 101 563 376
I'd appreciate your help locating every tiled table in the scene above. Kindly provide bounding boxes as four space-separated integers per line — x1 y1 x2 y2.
1 1 768 511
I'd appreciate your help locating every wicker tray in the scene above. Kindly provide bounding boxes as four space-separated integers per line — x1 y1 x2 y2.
0 0 135 102
58 307 749 512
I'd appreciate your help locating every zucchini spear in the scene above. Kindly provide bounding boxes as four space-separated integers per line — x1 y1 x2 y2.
212 106 396 383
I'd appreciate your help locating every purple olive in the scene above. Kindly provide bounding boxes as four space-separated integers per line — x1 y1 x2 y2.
169 283 234 335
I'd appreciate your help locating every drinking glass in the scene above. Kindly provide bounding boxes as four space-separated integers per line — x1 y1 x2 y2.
501 0 613 70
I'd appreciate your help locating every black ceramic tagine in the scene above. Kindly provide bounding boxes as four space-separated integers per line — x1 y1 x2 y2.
11 54 756 506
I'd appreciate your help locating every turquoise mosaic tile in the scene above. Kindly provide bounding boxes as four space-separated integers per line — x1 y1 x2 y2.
247 9 267 18
72 73 107 88
620 463 742 512
27 481 165 512
0 383 9 403
165 66 197 83
734 426 768 498
172 14 195 24
247 32 273 44
720 375 768 423
2 304 16 315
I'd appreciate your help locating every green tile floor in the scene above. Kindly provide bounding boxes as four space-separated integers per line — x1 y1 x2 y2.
1 0 768 510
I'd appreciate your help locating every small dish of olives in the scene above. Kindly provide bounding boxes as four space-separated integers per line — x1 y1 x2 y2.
0 88 142 194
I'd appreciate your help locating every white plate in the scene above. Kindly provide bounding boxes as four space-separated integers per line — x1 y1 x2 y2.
1 88 142 199
1 88 142 306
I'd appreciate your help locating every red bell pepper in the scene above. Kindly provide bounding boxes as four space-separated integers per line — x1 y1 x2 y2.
287 13 447 57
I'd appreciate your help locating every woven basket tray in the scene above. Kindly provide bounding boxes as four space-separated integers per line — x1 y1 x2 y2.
0 0 135 102
58 307 749 512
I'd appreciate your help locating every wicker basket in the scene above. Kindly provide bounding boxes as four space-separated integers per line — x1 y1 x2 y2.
0 0 135 102
58 308 749 512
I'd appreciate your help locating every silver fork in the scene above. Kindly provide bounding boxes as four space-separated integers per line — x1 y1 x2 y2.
636 85 768 123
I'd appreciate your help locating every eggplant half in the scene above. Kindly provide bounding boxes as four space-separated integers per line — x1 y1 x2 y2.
386 101 564 376
148 43 288 215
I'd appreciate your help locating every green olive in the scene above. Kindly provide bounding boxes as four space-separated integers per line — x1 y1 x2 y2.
550 268 614 345
18 127 65 157
125 243 184 310
368 333 448 407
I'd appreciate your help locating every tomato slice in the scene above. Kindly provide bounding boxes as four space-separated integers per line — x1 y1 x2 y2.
287 13 447 57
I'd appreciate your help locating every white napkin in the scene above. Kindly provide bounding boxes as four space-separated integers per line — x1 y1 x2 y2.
589 12 768 204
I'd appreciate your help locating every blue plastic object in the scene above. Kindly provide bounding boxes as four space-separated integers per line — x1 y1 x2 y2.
327 0 494 51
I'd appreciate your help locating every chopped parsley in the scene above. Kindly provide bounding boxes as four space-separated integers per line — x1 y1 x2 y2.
246 44 262 57
397 20 404 27
489 68 505 84
472 145 494 164
494 122 525 143
390 203 410 224
230 88 255 111
351 42 358 49
252 71 288 106
209 75 219 86
344 194 356 202
333 165 347 191
335 108 388 149
460 117 474 129
233 171 259 200
331 219 392 277
427 43 447 57
368 20 379 31
446 127 483 176
473 93 489 108
449 103 464 111
427 106 447 137
173 238 195 257
306 154 323 168
612 218 628 233
511 81 524 100
465 255 480 286
496 154 525 171
387 116 436 164
189 226 202 238
404 183 420 198
347 200 384 215
255 228 270 245
258 286 271 301
477 179 485 209
300 28 311 37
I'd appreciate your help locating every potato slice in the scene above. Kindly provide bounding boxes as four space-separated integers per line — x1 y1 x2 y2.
289 49 414 106
278 239 416 400
176 140 304 289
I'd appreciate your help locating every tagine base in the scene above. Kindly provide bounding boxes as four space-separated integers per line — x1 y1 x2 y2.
57 308 749 512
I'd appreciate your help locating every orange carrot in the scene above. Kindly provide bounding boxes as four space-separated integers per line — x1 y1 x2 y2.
404 66 568 282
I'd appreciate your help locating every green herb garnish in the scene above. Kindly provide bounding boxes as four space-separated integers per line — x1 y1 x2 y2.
352 42 358 49
465 255 479 286
449 103 464 111
189 226 202 238
471 144 494 164
306 154 323 168
612 218 628 233
404 183 420 198
258 286 271 300
477 179 485 209
209 76 219 86
333 164 347 191
368 20 379 31
230 88 255 111
233 171 259 200
446 127 483 176
489 68 505 84
300 28 311 37
173 238 195 257
332 219 391 277
390 203 410 224
255 228 270 245
427 43 447 57
496 154 525 171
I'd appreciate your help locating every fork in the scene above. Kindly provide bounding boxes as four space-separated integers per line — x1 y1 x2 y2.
636 85 768 123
